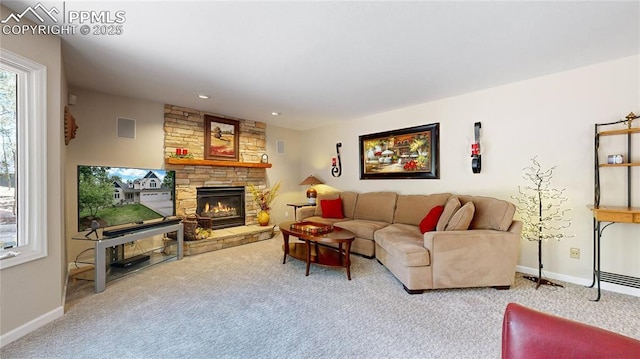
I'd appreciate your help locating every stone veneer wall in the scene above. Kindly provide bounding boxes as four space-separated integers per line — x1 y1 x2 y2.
163 104 267 225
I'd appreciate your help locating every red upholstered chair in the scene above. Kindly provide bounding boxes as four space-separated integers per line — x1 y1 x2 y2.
502 302 640 359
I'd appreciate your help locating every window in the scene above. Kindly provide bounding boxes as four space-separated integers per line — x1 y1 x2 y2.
0 68 17 249
0 49 47 269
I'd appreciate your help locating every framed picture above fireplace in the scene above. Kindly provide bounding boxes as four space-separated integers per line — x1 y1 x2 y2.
204 115 239 161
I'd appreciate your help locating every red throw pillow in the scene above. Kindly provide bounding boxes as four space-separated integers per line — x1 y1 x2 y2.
321 198 344 219
419 205 444 234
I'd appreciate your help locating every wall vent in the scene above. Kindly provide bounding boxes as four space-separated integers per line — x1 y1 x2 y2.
276 140 285 154
116 117 136 139
601 271 640 289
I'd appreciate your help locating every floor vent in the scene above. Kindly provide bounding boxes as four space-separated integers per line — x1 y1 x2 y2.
600 271 640 289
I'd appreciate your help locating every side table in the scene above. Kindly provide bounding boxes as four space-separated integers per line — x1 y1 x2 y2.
286 202 315 221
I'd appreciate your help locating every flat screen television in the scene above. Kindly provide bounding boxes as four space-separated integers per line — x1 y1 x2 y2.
77 165 176 232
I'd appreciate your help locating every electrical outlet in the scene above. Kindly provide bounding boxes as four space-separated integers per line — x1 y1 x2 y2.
285 211 289 218
570 247 580 259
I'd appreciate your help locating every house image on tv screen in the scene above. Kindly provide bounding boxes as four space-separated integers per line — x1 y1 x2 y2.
112 171 174 217
77 165 176 231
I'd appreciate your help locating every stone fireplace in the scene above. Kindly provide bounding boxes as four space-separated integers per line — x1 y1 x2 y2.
163 104 269 226
196 186 245 229
162 104 274 256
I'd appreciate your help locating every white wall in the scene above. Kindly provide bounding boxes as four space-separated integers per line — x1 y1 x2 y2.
0 5 65 343
64 87 165 265
299 55 640 294
265 125 305 225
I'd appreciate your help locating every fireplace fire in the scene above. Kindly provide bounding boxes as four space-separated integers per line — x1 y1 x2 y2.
202 201 238 218
196 186 245 229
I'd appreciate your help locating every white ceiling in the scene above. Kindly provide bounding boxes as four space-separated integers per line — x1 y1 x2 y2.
4 1 640 130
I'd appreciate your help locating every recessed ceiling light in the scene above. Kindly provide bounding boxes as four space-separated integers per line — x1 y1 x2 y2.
197 94 211 99
271 112 281 116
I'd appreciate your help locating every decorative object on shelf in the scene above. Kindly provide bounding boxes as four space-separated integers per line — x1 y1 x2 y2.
607 154 625 164
85 220 100 239
471 122 481 173
204 115 239 161
359 123 440 180
64 106 79 145
299 175 323 204
512 157 573 289
170 148 194 159
260 153 269 163
248 180 282 226
331 142 343 177
626 111 636 128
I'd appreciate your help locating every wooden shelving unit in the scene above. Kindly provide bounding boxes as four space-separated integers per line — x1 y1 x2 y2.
589 112 639 301
598 127 640 136
165 158 272 168
599 163 640 167
589 205 640 223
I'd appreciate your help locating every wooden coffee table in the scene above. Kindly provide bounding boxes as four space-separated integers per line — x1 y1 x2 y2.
279 221 356 280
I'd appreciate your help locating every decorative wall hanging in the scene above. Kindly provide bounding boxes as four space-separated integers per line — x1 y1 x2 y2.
331 142 342 177
204 115 239 161
471 121 481 173
359 123 440 180
64 106 78 145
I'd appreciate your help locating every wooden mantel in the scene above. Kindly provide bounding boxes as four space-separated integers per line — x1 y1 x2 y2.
165 157 272 168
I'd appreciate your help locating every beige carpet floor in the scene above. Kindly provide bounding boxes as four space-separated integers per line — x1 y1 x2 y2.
2 234 639 358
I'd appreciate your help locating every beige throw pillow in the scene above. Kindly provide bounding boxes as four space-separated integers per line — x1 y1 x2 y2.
445 201 475 231
436 196 461 231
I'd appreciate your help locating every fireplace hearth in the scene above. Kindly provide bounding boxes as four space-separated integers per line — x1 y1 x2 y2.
196 186 245 229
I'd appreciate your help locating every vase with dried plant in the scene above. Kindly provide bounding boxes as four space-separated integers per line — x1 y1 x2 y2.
247 181 281 226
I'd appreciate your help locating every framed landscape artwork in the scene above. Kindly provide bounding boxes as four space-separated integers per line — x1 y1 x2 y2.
359 123 440 179
204 115 239 161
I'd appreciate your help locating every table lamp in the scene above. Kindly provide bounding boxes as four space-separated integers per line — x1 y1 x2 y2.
299 175 323 204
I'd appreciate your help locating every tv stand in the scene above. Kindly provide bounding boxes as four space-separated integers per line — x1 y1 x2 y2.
73 222 183 293
102 216 182 237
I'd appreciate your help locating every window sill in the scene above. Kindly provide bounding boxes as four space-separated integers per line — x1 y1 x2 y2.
0 248 46 270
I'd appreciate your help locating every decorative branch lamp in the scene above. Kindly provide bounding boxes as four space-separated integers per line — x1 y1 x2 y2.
299 175 324 204
511 157 573 289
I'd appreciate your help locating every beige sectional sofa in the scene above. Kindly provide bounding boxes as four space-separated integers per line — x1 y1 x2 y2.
296 191 522 294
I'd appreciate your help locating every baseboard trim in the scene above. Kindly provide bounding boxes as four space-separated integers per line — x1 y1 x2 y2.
0 306 64 348
516 265 640 298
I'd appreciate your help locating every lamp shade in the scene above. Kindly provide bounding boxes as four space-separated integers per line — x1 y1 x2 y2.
299 175 324 204
299 175 323 186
